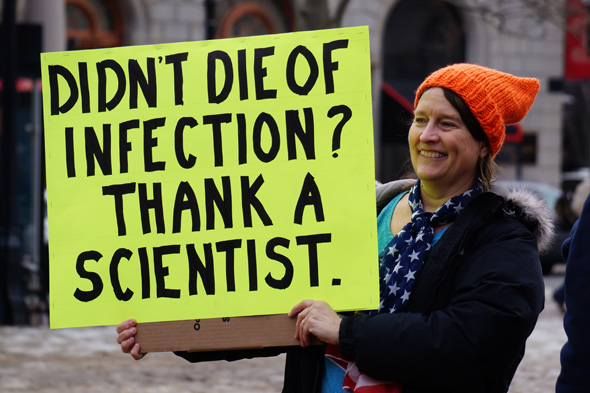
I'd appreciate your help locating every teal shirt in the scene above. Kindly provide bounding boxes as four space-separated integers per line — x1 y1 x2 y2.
377 192 407 251
321 191 448 392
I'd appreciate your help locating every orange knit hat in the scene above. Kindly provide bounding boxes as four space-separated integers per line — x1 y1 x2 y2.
414 63 540 157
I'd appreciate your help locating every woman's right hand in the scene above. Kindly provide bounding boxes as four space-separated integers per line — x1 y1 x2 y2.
116 319 147 360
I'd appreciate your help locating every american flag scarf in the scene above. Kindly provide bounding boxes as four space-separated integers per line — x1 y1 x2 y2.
374 179 483 314
327 180 483 392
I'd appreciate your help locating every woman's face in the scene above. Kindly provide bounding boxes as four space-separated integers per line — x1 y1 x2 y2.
409 87 488 190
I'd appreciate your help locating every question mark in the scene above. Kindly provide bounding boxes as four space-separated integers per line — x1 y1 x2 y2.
328 105 352 158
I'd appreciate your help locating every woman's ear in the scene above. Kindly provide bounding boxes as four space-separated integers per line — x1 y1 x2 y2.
479 143 489 159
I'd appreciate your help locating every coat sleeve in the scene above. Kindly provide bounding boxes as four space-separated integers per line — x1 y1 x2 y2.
557 195 590 393
339 221 544 390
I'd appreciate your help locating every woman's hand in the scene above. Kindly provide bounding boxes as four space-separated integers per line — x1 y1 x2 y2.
288 300 342 347
116 319 147 360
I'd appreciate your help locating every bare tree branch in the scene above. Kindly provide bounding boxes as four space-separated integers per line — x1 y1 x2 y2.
296 0 350 30
460 0 579 40
329 0 351 28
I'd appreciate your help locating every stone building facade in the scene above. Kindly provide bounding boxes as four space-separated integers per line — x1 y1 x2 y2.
0 0 570 325
12 0 565 184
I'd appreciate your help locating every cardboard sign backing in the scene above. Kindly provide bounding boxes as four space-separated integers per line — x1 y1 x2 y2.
135 314 319 352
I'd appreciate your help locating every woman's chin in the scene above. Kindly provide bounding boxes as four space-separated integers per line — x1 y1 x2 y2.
415 168 445 183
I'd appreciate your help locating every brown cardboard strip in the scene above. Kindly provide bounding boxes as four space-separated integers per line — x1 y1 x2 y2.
135 314 319 353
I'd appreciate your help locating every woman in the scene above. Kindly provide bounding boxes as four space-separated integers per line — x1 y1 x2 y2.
117 64 552 392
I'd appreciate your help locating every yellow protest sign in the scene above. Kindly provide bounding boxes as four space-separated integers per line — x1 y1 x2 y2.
41 26 378 329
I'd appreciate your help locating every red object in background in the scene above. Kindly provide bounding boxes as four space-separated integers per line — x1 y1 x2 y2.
0 78 40 93
565 0 590 79
381 80 414 113
504 123 523 144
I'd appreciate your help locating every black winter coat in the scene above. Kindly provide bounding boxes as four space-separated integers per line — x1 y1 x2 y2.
176 181 550 393
556 194 590 392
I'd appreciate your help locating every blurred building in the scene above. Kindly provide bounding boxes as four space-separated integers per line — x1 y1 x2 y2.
0 0 576 324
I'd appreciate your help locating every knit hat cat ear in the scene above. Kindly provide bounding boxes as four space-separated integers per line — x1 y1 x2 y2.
414 63 539 157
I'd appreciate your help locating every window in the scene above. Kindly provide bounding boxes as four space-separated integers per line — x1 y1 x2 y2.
66 0 123 50
215 0 295 38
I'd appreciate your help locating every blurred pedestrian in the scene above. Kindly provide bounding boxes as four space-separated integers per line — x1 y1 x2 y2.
556 192 590 393
570 178 590 219
553 178 590 312
118 63 551 393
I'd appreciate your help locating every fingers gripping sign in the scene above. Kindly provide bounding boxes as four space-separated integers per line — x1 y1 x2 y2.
289 300 342 347
116 319 147 360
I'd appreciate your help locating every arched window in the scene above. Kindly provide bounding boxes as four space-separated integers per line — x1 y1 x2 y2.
215 0 295 38
379 0 465 181
66 0 123 50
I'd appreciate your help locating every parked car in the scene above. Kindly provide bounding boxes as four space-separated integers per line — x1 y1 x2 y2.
499 180 571 275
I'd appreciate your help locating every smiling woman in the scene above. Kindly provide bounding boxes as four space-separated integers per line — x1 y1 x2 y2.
117 64 554 393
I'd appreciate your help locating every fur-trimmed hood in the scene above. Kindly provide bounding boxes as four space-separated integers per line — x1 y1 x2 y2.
491 181 556 254
375 179 556 254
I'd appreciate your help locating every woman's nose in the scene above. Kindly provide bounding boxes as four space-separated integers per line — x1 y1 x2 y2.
419 123 439 142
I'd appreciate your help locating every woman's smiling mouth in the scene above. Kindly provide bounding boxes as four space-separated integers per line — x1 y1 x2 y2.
420 150 446 158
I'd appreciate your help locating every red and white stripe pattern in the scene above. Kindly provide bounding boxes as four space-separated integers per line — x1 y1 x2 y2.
326 345 403 393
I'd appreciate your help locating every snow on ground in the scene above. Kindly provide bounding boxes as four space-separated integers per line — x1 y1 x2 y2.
0 275 567 392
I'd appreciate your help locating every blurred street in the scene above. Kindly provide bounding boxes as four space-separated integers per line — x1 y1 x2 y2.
0 273 567 393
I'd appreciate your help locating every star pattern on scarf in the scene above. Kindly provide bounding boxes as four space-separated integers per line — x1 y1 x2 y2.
388 282 401 295
404 269 416 281
387 244 398 256
372 180 483 315
408 250 420 262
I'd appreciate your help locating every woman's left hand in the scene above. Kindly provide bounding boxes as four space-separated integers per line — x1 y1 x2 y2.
288 300 342 347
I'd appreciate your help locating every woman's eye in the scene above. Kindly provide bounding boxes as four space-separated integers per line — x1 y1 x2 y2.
414 117 427 124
